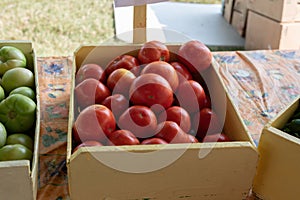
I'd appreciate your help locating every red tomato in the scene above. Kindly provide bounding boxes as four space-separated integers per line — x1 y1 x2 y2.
105 54 140 77
158 106 191 133
74 78 111 109
76 63 106 85
73 105 116 143
170 61 193 84
192 108 222 140
138 40 170 64
106 68 136 97
202 133 231 142
155 121 198 144
73 140 103 153
107 130 140 146
101 94 129 119
141 61 179 91
118 105 157 139
177 40 212 73
175 80 206 113
141 138 168 145
129 73 173 113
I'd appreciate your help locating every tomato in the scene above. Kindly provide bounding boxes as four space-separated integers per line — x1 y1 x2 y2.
118 105 157 139
177 40 212 73
73 104 116 143
101 94 129 119
129 73 173 113
175 80 207 114
202 133 231 142
192 108 222 140
107 129 140 146
9 86 35 100
6 133 33 151
138 40 170 64
170 61 193 84
158 106 191 133
76 63 106 85
141 138 168 145
106 68 136 97
0 122 7 148
0 94 36 133
0 144 32 161
0 86 5 102
141 61 179 91
74 78 111 109
73 140 103 153
105 54 140 77
0 46 27 76
155 121 198 144
1 68 35 94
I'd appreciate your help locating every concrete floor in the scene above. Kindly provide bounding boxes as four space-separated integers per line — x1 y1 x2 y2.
113 2 245 49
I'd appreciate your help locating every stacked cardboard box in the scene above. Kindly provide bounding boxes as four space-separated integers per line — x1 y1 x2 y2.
245 0 300 50
222 0 249 36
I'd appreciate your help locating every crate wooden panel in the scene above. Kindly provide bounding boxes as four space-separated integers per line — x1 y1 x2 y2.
66 44 258 200
253 97 300 200
0 41 40 200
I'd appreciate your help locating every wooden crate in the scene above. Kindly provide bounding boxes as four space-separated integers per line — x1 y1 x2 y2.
245 11 300 50
248 0 300 22
0 41 40 200
231 0 248 36
253 96 300 200
66 43 258 200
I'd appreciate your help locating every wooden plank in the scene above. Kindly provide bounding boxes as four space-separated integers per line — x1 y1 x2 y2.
133 4 147 43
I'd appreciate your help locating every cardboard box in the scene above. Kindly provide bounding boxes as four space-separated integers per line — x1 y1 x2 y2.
67 44 258 200
0 41 40 200
253 96 300 200
245 11 300 50
234 0 248 14
223 0 235 23
232 10 248 36
248 0 300 22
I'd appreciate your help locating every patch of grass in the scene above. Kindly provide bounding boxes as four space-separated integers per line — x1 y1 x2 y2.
0 0 222 56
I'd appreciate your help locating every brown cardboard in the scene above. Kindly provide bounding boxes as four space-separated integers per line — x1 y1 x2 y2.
253 96 300 200
67 44 258 200
248 0 300 22
245 11 300 50
0 41 40 200
234 0 248 15
223 0 235 23
232 10 247 36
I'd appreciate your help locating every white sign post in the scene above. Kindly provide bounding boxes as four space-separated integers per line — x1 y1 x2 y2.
114 0 169 43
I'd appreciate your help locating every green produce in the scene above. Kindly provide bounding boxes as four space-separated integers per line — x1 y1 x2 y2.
0 122 7 148
6 133 33 151
0 144 32 161
0 86 5 102
1 68 34 94
0 94 36 133
9 86 35 100
0 46 27 76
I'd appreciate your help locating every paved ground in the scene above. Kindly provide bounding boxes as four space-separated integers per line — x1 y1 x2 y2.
113 2 245 49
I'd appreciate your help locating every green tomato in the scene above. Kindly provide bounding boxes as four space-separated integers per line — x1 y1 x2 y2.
0 46 26 76
0 85 5 102
0 94 36 133
0 144 32 161
1 68 35 94
0 122 7 148
9 86 35 100
6 133 33 151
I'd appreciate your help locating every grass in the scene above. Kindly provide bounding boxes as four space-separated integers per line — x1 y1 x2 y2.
0 0 222 57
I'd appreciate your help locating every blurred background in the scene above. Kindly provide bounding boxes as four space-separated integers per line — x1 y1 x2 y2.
0 0 221 56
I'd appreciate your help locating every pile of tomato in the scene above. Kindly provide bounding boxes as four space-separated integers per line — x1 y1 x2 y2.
72 40 231 151
0 46 37 161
